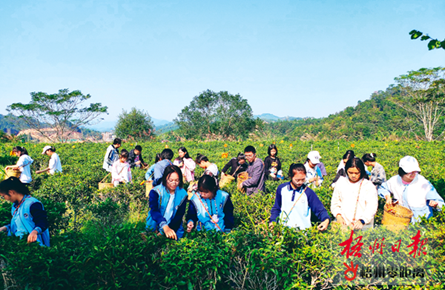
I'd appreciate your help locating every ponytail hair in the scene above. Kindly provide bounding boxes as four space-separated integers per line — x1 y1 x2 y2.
12 146 28 156
195 153 209 164
362 153 377 163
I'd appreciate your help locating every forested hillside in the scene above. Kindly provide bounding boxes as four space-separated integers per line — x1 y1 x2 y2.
261 86 445 141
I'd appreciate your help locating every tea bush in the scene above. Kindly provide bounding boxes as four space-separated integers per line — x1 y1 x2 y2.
0 140 444 289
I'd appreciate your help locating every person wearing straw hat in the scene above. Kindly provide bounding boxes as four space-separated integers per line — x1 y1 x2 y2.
186 175 234 233
6 146 34 184
269 163 330 231
146 165 188 240
36 146 62 175
331 158 378 231
378 156 444 223
0 177 50 247
304 151 323 188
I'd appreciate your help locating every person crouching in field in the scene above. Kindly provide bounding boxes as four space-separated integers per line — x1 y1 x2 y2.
221 152 247 180
269 163 330 231
111 150 132 187
195 153 219 177
103 138 121 172
128 145 148 169
378 156 444 223
186 175 234 233
238 146 265 195
173 147 196 183
36 146 62 175
331 158 378 231
0 177 50 247
362 153 386 188
145 153 161 181
152 149 174 186
146 165 188 240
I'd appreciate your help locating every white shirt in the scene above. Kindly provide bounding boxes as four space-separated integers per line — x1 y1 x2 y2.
48 153 62 174
16 155 33 183
331 177 378 226
205 163 219 177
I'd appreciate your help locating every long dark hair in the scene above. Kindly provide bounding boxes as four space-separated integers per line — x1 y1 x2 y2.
13 146 28 156
178 147 191 160
342 150 355 160
0 177 30 196
161 165 184 189
345 158 369 180
268 144 278 157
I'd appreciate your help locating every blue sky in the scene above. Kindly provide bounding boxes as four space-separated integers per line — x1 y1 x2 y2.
1 0 444 124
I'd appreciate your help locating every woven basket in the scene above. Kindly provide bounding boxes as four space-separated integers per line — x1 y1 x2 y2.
382 204 413 230
98 173 113 190
5 167 21 179
219 174 235 188
99 182 114 190
237 172 250 193
145 181 153 197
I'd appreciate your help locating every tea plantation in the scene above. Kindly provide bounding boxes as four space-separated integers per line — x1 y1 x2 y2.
0 140 444 289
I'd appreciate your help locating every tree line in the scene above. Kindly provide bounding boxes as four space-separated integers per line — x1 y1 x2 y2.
5 67 445 142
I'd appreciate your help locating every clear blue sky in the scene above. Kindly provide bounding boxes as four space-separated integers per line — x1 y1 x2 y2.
1 0 444 123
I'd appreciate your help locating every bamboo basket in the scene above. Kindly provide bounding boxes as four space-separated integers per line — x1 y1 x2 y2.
4 167 21 179
237 172 250 193
382 204 413 230
219 174 235 189
145 181 153 197
98 173 114 190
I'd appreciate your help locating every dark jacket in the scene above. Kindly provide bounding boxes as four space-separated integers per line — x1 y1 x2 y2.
264 156 282 181
222 158 248 177
128 149 146 168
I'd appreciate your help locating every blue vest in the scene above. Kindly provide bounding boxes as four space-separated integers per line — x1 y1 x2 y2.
190 190 229 232
146 185 188 239
9 196 50 247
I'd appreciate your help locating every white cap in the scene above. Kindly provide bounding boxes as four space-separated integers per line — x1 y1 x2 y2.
307 151 321 164
399 156 421 173
42 145 52 154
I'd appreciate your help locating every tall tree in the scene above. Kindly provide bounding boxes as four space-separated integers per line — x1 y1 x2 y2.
392 67 445 141
175 90 261 140
114 108 154 141
7 89 108 143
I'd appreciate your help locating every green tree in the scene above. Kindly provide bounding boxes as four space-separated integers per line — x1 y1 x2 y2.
114 108 154 141
409 30 445 50
7 89 108 143
174 90 261 140
392 67 445 141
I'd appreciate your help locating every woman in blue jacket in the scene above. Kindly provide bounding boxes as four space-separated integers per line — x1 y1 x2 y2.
0 177 50 247
186 175 234 233
146 165 188 240
269 163 330 231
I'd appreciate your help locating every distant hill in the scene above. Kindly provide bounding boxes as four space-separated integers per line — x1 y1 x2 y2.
262 86 439 140
255 113 301 122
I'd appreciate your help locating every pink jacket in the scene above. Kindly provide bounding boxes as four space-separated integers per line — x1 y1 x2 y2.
173 158 196 182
